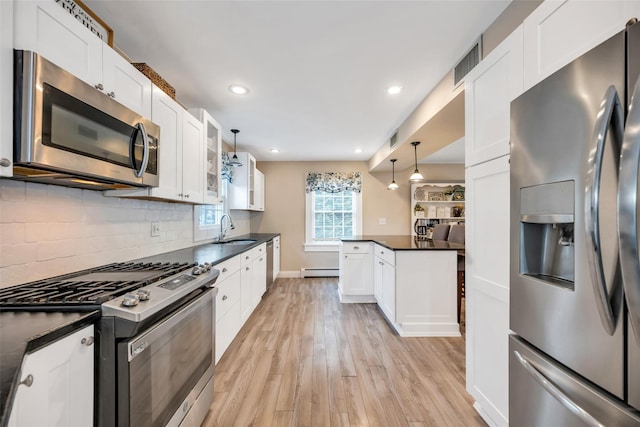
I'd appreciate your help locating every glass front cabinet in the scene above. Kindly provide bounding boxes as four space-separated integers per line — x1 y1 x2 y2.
190 108 222 204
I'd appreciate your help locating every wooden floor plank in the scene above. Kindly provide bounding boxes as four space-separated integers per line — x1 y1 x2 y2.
209 278 486 427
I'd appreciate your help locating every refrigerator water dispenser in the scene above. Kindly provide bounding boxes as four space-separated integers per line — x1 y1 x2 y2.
519 181 575 289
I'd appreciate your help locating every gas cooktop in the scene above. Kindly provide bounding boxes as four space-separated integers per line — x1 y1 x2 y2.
0 261 196 309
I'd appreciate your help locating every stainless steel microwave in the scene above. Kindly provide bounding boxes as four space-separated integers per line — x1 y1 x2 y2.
12 50 160 190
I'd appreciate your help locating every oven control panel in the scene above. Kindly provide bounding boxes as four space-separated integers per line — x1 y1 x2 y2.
102 268 219 322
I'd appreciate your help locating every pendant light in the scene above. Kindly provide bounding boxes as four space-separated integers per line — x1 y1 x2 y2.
409 141 424 182
387 159 399 190
228 129 243 167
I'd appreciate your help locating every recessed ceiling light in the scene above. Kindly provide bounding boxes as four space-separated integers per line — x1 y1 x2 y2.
355 148 362 153
229 85 249 95
269 148 280 153
387 85 403 95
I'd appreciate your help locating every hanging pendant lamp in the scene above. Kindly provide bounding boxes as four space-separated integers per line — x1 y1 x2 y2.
387 159 399 190
228 129 243 167
409 141 424 182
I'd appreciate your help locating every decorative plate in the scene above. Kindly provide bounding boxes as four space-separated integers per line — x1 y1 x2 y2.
414 187 427 201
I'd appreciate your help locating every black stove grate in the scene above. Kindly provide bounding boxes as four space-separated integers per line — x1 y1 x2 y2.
0 261 196 309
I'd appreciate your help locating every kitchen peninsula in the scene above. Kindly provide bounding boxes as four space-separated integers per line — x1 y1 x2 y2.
339 235 463 337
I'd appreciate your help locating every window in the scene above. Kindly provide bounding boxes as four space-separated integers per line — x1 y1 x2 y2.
312 191 355 240
193 180 227 242
304 171 363 251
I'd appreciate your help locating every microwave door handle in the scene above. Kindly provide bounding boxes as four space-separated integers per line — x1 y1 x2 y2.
618 75 640 345
513 351 605 427
585 85 624 336
134 123 149 178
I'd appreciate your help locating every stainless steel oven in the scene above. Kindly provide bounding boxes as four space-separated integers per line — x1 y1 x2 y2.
13 50 160 190
118 287 216 427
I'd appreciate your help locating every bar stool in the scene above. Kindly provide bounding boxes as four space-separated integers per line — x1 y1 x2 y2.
431 223 451 241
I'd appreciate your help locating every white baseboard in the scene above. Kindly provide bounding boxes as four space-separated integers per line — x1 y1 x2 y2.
278 270 302 278
300 267 339 278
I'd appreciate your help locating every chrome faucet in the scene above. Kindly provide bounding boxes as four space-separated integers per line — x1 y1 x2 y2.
219 213 235 241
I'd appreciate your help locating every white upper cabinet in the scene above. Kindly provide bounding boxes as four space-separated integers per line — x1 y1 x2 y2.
189 108 223 205
465 26 523 167
523 0 640 91
13 0 102 86
228 152 265 211
13 0 151 117
106 86 204 203
0 0 13 176
101 47 152 117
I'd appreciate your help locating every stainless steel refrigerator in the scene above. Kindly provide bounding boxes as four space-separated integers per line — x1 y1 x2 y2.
510 19 640 426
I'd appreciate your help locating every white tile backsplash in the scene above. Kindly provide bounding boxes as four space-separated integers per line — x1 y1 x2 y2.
0 180 201 288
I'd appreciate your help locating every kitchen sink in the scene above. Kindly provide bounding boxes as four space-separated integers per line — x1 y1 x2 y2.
214 239 257 245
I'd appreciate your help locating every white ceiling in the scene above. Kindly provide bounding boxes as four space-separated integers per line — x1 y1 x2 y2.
85 0 510 164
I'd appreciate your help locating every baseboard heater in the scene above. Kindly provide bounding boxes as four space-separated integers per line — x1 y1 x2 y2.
300 268 339 278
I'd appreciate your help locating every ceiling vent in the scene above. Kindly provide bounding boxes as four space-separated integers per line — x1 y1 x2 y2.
389 130 398 148
454 37 482 86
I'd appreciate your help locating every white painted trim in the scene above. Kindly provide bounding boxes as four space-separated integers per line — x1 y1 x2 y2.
338 292 377 304
304 190 362 246
303 242 340 252
278 270 302 278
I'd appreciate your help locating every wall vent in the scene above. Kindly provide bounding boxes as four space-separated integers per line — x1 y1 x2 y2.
454 37 482 86
389 131 398 149
300 268 339 278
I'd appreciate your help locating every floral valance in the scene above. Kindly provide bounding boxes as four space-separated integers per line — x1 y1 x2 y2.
305 172 362 193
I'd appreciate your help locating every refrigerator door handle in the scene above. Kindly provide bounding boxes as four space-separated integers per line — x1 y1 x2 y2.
585 85 624 335
514 351 605 427
618 74 640 345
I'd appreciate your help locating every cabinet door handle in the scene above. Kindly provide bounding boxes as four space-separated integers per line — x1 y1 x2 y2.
259 257 263 261
19 374 33 387
246 267 250 271
379 261 384 265
246 256 250 260
222 295 228 301
184 194 190 198
353 246 359 250
94 83 104 90
107 91 116 98
222 267 228 273
0 158 10 167
81 336 94 346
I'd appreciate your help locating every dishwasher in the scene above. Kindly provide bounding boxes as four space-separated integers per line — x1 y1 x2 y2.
266 239 274 289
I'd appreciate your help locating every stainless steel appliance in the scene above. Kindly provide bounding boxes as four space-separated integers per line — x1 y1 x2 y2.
510 19 640 425
414 218 430 237
13 50 160 190
0 260 219 427
266 239 274 288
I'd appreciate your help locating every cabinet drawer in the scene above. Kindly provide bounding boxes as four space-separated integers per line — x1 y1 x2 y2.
215 270 241 321
241 243 266 266
374 244 395 266
342 242 371 254
214 255 241 282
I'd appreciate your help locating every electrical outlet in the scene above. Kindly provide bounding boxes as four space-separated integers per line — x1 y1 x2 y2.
151 222 161 237
379 218 386 225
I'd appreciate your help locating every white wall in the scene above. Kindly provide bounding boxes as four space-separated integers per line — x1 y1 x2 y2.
0 180 202 288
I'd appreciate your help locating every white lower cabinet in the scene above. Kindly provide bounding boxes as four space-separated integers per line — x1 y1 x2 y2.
252 251 267 308
215 268 241 364
465 155 511 426
273 236 281 281
374 246 396 322
339 242 374 303
8 325 94 427
215 243 267 363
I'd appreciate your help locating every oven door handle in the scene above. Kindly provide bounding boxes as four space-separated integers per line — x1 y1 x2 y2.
128 287 217 361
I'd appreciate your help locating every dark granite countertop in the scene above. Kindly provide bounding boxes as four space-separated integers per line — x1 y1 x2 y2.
133 233 280 265
0 310 100 425
342 235 465 252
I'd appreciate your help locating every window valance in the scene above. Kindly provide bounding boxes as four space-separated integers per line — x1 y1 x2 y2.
305 172 362 194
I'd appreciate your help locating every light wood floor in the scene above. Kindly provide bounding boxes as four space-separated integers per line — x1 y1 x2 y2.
202 278 485 427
